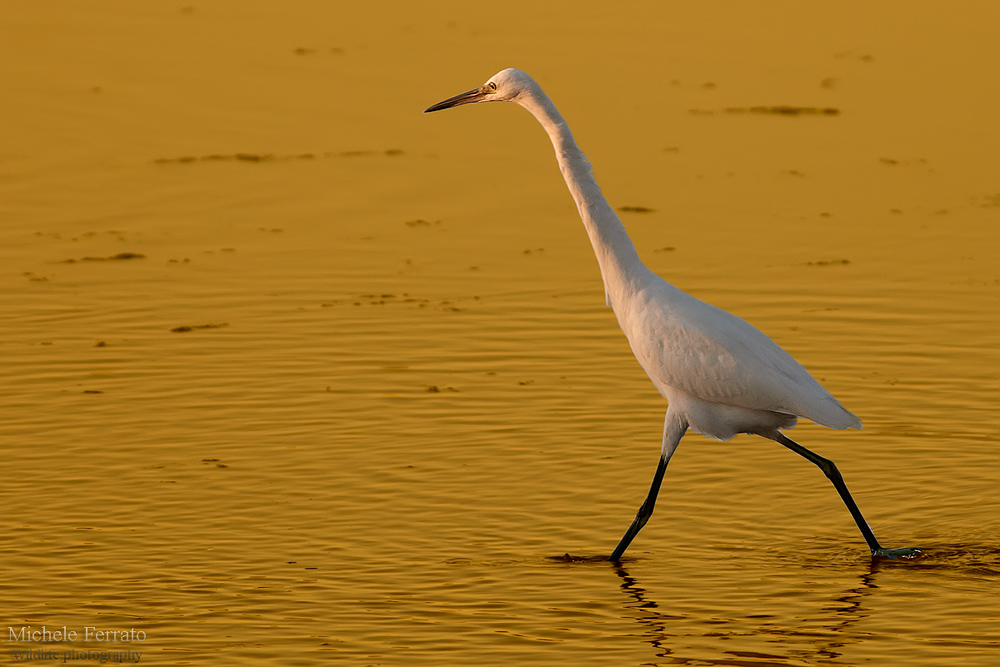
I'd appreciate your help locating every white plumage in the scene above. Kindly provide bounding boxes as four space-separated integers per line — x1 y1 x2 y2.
425 68 918 561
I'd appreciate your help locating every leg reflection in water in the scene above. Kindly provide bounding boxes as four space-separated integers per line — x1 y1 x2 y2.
610 560 884 663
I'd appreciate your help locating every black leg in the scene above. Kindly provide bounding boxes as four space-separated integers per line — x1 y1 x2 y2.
775 433 920 559
608 413 686 562
609 454 668 562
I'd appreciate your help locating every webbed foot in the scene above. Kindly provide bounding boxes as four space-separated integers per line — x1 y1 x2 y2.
872 546 921 559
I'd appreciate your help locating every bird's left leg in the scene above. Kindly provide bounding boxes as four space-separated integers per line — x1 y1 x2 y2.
774 433 920 559
608 412 686 562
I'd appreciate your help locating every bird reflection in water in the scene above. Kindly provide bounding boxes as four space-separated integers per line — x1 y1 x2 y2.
608 559 887 666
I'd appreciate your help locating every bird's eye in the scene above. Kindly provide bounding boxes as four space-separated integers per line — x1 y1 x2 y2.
488 82 497 91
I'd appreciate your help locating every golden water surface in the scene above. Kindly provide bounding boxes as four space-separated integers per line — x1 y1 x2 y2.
2 2 998 665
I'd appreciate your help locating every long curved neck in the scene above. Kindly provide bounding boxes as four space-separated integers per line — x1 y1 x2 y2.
515 89 646 304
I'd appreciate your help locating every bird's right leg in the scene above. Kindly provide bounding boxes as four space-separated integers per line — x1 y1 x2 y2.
608 413 686 562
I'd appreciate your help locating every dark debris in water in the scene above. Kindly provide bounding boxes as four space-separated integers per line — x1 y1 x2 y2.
691 107 840 116
155 153 287 164
879 157 928 166
338 292 481 313
154 149 405 165
806 259 851 266
170 323 229 333
61 252 145 264
834 52 875 62
293 46 346 56
726 106 841 116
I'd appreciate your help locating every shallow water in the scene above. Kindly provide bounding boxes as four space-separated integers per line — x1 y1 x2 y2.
2 2 998 665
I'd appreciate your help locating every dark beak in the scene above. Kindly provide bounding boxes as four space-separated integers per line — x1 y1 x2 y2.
424 86 489 113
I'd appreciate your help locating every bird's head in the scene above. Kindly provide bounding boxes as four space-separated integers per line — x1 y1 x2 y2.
424 68 536 113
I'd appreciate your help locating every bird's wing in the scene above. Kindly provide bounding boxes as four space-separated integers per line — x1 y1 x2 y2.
617 280 860 429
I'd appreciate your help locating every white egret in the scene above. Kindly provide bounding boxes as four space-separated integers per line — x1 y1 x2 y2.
425 69 919 561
